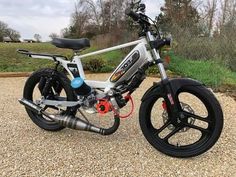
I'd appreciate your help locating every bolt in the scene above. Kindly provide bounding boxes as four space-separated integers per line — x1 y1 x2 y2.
179 113 185 119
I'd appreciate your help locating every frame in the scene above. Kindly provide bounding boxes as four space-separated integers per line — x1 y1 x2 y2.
28 37 156 90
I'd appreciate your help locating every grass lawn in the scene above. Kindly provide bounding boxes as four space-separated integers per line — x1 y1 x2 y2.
169 54 236 88
0 42 72 72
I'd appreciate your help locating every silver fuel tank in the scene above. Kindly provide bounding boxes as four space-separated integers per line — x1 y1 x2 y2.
108 43 149 85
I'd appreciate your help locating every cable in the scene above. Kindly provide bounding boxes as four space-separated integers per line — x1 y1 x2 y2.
117 94 134 119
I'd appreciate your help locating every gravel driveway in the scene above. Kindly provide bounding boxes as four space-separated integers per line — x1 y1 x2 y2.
0 73 235 177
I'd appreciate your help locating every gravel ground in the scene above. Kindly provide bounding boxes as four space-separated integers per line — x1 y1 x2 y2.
0 73 235 177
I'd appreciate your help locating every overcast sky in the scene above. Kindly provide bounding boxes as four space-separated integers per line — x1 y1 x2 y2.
0 0 164 41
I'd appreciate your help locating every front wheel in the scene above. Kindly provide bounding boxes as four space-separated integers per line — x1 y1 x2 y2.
139 85 223 158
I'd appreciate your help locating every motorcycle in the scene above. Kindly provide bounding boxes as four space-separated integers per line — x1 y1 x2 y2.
17 1 223 158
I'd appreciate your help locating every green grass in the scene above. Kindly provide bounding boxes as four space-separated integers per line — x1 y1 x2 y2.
81 47 124 67
169 54 236 88
0 42 73 72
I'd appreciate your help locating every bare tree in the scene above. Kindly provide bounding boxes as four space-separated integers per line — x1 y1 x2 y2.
63 0 131 40
0 21 21 42
0 21 9 41
61 28 71 38
5 28 21 41
81 0 101 28
203 0 218 36
34 34 42 42
49 33 59 39
69 0 91 37
221 0 236 24
100 0 130 33
231 0 236 18
220 0 230 26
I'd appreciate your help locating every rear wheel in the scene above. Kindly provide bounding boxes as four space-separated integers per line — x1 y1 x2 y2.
23 68 77 131
139 85 223 158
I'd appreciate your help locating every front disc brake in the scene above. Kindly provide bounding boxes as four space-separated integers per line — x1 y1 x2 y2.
162 102 195 132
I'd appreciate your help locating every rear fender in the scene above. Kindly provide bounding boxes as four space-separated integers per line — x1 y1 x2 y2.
141 78 203 102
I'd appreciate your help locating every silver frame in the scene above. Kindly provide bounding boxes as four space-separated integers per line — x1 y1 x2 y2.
30 33 166 91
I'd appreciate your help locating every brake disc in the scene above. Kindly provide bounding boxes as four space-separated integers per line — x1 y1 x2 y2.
162 102 195 132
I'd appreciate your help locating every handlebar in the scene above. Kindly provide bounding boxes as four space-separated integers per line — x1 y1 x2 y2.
161 38 171 46
149 38 171 50
125 8 140 21
125 4 171 48
125 8 150 26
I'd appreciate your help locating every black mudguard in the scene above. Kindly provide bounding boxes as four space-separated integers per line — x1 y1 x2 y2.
141 78 203 102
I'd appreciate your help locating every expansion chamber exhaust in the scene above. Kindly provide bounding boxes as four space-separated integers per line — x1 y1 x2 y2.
18 98 120 135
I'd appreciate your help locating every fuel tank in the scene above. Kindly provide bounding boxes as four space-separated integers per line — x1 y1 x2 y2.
109 43 149 85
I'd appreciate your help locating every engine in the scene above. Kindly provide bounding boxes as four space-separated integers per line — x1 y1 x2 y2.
78 90 97 113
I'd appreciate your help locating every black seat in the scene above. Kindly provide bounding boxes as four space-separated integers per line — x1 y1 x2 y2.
51 38 90 50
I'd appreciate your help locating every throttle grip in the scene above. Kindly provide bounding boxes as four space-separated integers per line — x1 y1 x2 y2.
149 38 172 50
164 38 171 46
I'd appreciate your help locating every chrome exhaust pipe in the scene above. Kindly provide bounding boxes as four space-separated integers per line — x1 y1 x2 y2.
18 98 120 135
19 98 42 114
48 114 103 134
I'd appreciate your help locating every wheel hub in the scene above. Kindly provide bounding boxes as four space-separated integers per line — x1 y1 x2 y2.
162 102 196 132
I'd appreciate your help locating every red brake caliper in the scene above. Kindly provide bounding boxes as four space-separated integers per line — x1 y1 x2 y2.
162 101 167 110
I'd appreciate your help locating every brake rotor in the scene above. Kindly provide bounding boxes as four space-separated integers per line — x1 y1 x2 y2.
162 102 196 132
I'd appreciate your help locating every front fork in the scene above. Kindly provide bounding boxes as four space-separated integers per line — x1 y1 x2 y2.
157 62 181 124
146 31 168 80
147 31 180 123
155 61 180 124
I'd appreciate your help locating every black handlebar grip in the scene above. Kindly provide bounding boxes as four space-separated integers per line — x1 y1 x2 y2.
150 38 171 49
164 38 171 46
125 8 140 21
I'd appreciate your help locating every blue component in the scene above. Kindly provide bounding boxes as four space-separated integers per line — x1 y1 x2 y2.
71 77 84 88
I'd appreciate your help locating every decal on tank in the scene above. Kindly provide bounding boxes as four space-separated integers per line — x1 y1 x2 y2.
110 51 140 82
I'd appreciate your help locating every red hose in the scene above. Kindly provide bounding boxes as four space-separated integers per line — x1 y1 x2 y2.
118 94 134 119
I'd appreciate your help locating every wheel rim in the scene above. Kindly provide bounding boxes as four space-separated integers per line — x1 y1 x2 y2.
147 89 216 150
29 75 71 124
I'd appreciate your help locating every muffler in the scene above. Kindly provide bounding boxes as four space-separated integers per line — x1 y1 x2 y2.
19 98 120 135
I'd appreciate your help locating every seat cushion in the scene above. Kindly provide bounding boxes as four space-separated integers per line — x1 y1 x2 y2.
51 38 90 50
